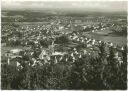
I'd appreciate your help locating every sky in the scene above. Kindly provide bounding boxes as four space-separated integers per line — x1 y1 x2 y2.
1 0 127 12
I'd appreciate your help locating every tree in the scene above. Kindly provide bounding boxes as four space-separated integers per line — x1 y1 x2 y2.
54 35 69 45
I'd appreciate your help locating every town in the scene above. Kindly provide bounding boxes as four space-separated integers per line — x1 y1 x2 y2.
1 4 127 90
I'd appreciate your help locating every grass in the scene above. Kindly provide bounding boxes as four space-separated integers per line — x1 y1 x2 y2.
1 45 29 56
84 31 126 46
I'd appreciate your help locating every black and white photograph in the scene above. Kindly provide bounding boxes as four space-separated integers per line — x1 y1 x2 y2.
1 0 127 90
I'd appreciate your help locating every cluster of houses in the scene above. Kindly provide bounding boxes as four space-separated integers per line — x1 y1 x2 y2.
1 16 127 70
2 28 126 70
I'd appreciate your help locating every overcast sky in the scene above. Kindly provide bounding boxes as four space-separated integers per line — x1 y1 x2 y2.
1 0 127 12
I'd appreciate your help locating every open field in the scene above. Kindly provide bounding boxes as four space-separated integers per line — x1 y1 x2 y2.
84 31 127 46
1 46 29 56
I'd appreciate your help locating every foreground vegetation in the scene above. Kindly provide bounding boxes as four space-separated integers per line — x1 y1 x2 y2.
1 43 127 90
